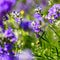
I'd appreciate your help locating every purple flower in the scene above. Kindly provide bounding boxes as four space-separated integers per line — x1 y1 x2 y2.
14 17 21 23
0 53 15 60
20 20 31 31
34 13 41 19
14 2 30 13
46 4 60 23
4 28 13 37
49 19 53 23
31 11 44 32
14 0 35 13
4 28 17 43
0 43 15 60
4 43 13 51
41 0 48 6
6 0 16 6
0 0 16 20
0 20 4 28
34 12 44 22
0 54 10 60
40 0 49 8
30 21 40 33
15 49 34 60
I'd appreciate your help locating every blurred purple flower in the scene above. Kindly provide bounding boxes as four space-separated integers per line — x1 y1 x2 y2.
15 49 34 60
0 53 15 60
14 17 21 24
14 2 31 13
49 19 53 23
13 0 35 13
41 0 49 7
0 46 3 54
0 20 4 28
0 0 16 20
4 27 17 43
20 19 31 31
4 43 13 51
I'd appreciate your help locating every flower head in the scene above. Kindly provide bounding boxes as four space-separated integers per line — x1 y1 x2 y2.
20 19 31 31
30 21 40 33
46 4 60 23
4 27 17 43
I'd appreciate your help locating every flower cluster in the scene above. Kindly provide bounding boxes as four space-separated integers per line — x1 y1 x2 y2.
0 0 17 60
46 4 60 23
0 0 60 60
11 6 45 39
0 27 17 60
4 27 17 43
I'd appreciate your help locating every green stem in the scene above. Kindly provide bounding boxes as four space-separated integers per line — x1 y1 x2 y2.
49 25 60 39
38 31 49 47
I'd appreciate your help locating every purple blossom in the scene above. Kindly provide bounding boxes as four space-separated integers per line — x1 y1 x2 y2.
4 28 13 37
0 20 4 28
0 54 10 60
34 13 41 19
13 0 35 13
34 12 44 22
4 28 17 43
30 21 40 33
46 4 60 23
14 17 21 23
20 20 31 31
14 2 31 13
0 45 15 60
0 53 15 60
40 0 49 8
41 0 48 6
32 11 44 33
4 43 13 51
49 19 53 23
0 0 16 20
